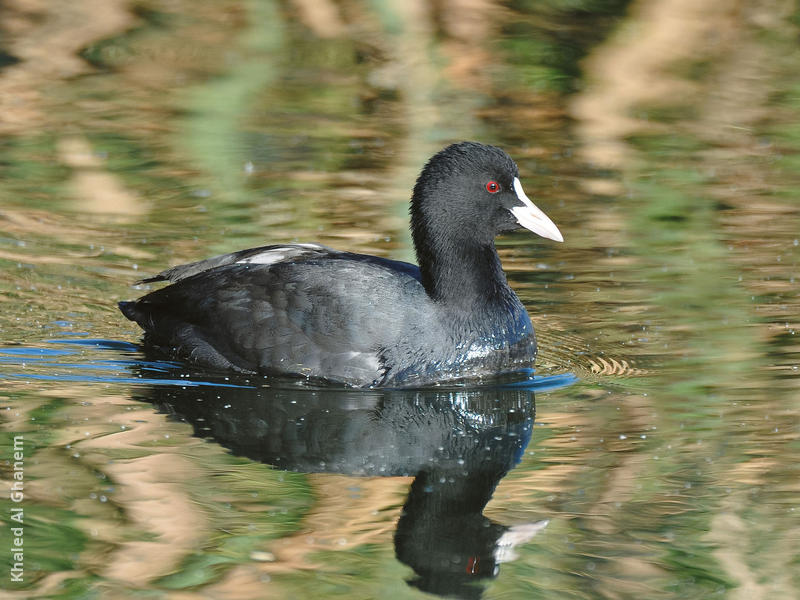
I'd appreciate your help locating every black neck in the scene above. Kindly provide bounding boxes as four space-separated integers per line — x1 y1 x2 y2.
414 230 513 309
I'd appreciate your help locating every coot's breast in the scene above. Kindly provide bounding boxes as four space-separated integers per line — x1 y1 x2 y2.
379 299 537 387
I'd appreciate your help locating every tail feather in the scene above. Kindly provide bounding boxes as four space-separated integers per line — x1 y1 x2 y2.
118 300 138 322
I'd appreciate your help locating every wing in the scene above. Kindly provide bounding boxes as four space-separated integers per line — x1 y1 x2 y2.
121 250 429 386
138 243 336 284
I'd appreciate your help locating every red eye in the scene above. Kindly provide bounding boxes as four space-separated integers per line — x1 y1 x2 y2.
485 180 500 193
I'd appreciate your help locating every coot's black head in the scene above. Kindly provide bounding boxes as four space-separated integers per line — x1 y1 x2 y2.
410 142 563 264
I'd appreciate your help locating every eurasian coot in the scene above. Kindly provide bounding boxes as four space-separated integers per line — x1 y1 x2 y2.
119 142 563 387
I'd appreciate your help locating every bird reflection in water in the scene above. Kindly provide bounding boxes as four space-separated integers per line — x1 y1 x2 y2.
132 372 548 599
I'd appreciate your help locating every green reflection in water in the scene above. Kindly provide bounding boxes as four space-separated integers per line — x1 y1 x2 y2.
1 0 799 598
179 0 284 210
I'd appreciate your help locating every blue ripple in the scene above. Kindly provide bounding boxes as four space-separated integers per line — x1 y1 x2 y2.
500 372 579 391
50 339 141 351
0 372 254 388
0 347 74 357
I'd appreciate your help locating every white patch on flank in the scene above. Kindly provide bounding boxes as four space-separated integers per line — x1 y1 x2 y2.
510 177 564 242
465 343 494 361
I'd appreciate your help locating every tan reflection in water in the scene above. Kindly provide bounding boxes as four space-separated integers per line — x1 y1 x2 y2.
571 0 743 171
0 0 134 135
271 473 408 561
200 474 411 599
99 453 209 583
289 0 346 39
707 452 800 600
0 388 208 594
47 393 209 586
57 137 149 219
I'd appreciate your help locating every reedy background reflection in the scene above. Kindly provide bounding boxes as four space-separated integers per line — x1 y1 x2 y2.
1 0 799 598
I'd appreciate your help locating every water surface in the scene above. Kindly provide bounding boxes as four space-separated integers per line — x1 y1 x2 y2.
1 1 799 598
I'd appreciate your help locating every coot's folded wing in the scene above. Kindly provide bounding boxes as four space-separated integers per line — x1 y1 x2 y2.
138 243 336 284
121 250 428 386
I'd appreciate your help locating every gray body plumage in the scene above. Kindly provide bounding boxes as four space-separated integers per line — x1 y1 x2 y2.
120 244 536 387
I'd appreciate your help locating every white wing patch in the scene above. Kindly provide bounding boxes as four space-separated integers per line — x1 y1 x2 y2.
236 243 328 266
